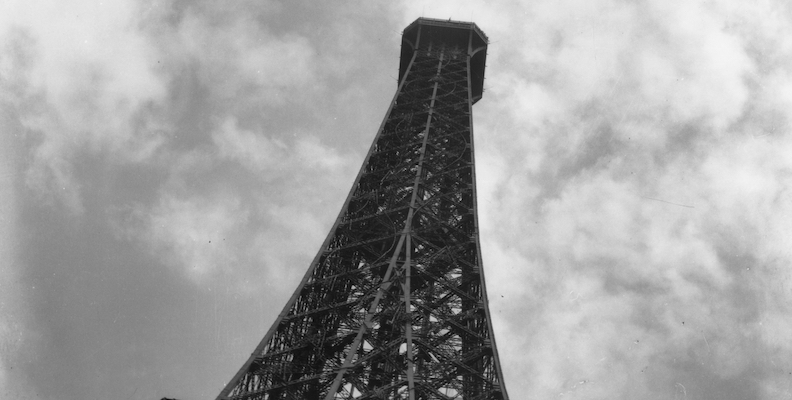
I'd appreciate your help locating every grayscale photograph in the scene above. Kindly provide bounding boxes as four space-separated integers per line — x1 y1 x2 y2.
1 1 789 399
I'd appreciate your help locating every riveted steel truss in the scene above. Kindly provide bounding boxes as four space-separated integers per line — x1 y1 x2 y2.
217 18 508 400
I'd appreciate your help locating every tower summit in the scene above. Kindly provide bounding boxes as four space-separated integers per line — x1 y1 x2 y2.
217 18 508 399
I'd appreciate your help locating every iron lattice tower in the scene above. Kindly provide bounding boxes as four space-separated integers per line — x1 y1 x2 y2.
217 18 508 400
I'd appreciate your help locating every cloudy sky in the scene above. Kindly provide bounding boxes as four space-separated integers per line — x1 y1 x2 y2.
2 0 792 399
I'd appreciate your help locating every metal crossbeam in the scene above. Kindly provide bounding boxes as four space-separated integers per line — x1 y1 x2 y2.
216 18 508 400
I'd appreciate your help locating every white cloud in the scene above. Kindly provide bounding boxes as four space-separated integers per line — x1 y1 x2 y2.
436 0 792 397
146 193 247 284
161 9 319 105
133 116 353 290
1 0 167 214
212 117 346 173
213 118 289 173
4 0 792 398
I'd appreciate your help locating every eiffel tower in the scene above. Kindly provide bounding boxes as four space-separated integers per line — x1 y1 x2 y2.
217 18 509 400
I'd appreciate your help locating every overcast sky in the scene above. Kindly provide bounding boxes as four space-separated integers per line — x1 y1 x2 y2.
2 1 792 399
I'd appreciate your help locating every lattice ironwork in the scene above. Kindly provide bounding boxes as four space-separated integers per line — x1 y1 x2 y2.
217 18 508 400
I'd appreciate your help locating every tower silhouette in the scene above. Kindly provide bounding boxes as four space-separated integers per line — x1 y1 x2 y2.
217 18 508 400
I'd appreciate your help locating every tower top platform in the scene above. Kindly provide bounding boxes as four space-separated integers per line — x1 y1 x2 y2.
399 18 489 103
